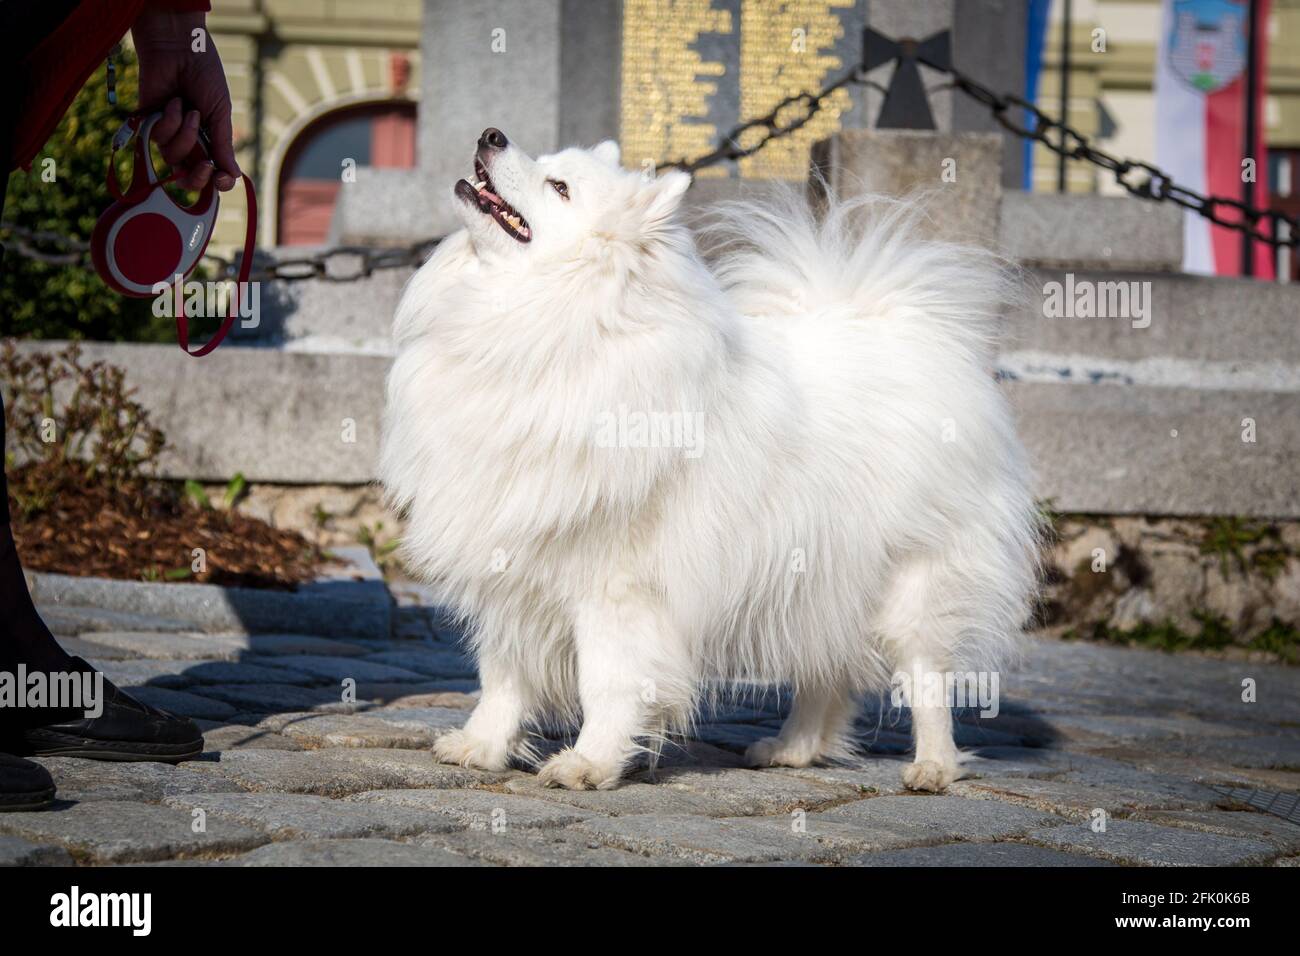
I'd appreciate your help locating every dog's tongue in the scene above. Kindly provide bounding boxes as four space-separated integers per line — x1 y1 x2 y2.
481 188 502 204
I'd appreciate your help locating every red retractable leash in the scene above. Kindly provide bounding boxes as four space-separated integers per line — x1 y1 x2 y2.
90 111 257 357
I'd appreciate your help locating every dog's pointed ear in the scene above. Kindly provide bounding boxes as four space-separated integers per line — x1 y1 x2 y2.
592 139 621 166
644 169 692 220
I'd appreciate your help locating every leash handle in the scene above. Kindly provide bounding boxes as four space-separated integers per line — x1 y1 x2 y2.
108 111 257 358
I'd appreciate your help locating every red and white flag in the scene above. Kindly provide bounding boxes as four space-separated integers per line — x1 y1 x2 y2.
1154 0 1273 277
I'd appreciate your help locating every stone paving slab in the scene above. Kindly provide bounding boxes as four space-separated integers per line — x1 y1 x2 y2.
161 792 460 840
570 813 865 864
196 683 348 713
0 834 75 866
763 760 915 796
0 801 267 864
267 655 429 684
253 709 467 749
413 828 680 866
347 788 597 830
186 747 509 796
37 605 200 637
953 775 1225 818
816 794 1064 840
360 648 478 679
34 757 243 803
171 838 485 867
374 690 479 711
845 841 1114 866
1137 809 1300 852
504 766 857 819
351 678 482 701
80 631 254 661
1028 818 1278 866
125 686 241 721
199 725 305 752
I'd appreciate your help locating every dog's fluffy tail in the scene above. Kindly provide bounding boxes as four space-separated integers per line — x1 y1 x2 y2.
699 184 1019 365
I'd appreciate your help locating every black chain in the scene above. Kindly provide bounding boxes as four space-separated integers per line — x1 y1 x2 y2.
945 67 1297 249
0 221 440 283
657 69 882 173
664 53 1296 251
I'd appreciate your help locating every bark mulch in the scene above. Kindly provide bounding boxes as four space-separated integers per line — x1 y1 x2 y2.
9 473 331 591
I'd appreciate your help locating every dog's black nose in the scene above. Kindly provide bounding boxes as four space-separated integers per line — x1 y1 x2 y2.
479 127 508 151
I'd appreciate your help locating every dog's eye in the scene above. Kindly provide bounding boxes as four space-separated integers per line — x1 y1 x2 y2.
549 179 570 199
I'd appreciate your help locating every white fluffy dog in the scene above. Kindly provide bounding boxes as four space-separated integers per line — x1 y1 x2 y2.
380 128 1040 792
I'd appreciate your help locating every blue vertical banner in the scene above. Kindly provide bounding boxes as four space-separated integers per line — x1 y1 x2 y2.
1024 0 1053 190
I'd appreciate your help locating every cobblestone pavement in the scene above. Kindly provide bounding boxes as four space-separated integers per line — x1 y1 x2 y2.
2 603 1299 867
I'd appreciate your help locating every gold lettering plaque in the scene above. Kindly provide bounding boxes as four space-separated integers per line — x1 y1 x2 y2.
620 0 860 180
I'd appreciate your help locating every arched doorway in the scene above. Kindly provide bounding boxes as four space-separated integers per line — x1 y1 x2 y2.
277 101 416 246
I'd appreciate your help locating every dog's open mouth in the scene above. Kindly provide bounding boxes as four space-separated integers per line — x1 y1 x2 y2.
455 159 531 243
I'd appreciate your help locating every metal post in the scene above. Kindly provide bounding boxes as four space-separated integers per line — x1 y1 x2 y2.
1058 0 1072 192
1279 220 1292 284
1242 0 1259 276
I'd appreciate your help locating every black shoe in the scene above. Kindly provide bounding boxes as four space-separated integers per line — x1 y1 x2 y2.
20 658 204 763
0 753 55 811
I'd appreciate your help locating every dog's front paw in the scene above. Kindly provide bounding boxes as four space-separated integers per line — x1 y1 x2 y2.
744 736 818 768
537 748 623 790
432 729 509 772
902 759 960 793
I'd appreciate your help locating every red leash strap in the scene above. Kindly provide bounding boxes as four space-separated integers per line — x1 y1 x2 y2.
175 172 257 358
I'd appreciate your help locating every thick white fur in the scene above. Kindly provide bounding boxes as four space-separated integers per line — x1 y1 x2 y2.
380 136 1041 792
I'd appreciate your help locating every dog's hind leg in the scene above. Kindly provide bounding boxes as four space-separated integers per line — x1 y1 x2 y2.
877 556 964 792
894 649 961 792
537 576 693 790
744 684 858 768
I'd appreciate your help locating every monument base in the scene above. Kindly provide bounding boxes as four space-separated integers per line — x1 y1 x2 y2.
812 129 1003 249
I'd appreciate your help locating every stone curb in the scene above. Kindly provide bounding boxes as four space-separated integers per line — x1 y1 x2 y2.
24 546 391 640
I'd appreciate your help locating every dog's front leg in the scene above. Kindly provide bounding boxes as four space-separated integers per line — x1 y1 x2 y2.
434 654 531 771
538 578 692 790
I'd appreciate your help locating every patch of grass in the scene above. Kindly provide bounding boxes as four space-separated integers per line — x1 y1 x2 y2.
1069 610 1235 654
1198 517 1284 578
1035 497 1062 546
1249 619 1300 665
312 503 332 529
357 521 401 568
1068 611 1300 665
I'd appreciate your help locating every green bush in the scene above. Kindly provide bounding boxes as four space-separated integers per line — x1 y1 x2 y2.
0 49 206 343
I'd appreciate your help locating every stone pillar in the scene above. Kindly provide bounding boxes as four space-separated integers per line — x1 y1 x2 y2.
333 0 622 243
419 0 563 192
812 130 1004 249
864 0 1027 188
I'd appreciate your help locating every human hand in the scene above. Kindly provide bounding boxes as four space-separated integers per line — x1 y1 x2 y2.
131 9 241 191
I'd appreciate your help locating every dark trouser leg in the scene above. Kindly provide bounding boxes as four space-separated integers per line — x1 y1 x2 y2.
1 147 75 686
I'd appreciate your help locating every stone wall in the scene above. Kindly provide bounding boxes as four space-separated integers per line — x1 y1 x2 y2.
1042 513 1300 661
